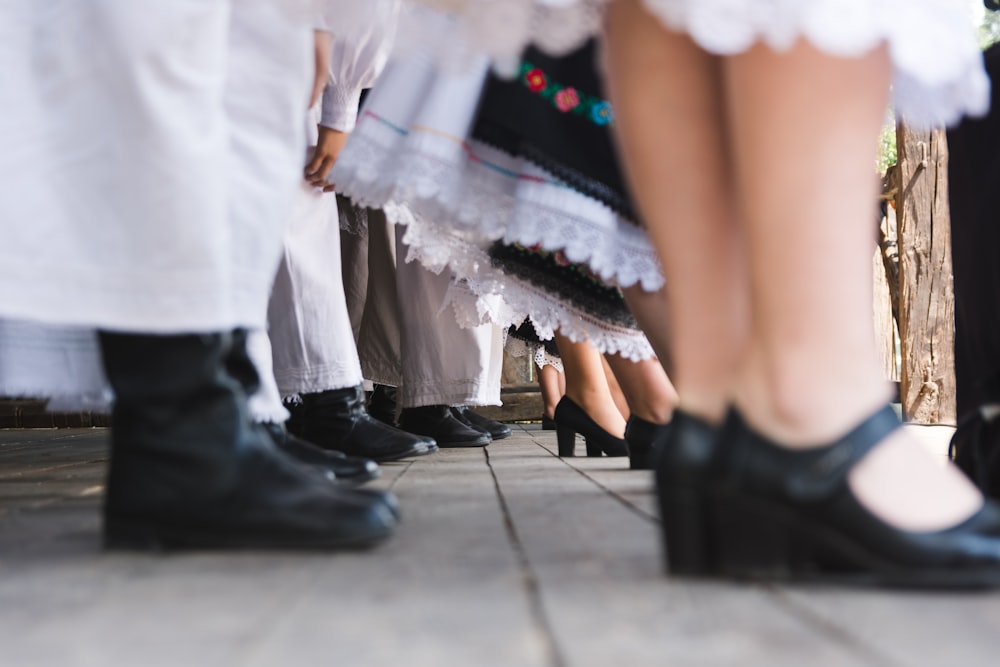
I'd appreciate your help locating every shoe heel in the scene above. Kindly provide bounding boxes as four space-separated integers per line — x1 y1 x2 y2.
658 483 713 576
585 438 602 457
710 493 803 579
557 425 577 457
104 516 168 552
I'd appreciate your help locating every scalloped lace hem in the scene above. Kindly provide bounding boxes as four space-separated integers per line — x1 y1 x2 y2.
506 337 565 372
334 122 664 291
450 273 656 361
384 201 654 360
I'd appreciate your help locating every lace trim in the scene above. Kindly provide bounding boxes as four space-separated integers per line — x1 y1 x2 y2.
333 115 664 291
380 203 655 360
451 271 657 361
490 244 638 331
506 336 565 373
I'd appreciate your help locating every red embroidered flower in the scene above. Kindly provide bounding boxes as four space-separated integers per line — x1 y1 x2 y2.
524 68 548 93
554 87 581 112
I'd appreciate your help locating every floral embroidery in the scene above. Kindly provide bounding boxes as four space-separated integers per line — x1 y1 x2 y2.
589 101 613 126
525 68 548 93
519 62 614 127
554 87 581 112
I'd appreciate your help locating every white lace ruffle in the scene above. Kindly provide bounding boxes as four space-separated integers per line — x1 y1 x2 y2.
506 336 565 373
450 269 657 361
333 113 665 291
380 202 657 361
387 0 989 128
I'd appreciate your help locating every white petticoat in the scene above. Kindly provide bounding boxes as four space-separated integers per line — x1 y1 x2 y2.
331 0 989 128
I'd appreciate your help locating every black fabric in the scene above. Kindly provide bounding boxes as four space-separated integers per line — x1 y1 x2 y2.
508 321 560 358
471 40 638 222
948 43 1000 418
490 242 637 330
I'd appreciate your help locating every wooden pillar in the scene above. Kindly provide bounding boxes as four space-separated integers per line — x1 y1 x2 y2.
893 124 956 424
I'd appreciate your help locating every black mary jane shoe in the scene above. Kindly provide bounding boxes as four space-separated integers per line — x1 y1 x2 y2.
553 396 628 458
625 416 673 471
654 410 721 576
688 405 1000 588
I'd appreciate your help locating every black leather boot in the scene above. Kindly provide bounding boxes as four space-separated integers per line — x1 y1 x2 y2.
399 405 492 447
452 406 512 440
293 386 437 462
259 422 380 486
367 384 398 426
99 331 397 550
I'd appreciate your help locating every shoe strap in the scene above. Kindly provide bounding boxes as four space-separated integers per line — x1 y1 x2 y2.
785 404 901 501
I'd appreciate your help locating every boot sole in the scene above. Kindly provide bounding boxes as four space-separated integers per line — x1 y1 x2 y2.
104 517 394 552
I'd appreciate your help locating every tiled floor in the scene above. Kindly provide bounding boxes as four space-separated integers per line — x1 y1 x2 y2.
1 424 997 667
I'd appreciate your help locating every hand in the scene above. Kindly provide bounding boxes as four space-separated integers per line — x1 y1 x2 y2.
310 30 332 108
304 125 350 192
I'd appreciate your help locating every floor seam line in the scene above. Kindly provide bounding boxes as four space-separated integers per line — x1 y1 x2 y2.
484 445 567 667
766 588 903 667
527 435 658 524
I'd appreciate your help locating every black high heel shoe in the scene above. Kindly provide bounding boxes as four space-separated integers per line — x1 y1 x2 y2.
687 405 1000 588
554 396 628 458
625 416 673 471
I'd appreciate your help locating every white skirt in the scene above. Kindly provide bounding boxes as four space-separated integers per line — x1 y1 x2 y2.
333 0 989 128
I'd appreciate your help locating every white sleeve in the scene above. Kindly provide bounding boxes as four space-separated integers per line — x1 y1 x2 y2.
318 0 399 132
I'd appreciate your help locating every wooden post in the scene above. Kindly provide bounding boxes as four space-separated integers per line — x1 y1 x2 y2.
893 124 956 424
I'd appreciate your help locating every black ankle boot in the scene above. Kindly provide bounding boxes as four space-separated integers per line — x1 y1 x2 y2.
625 416 672 470
259 422 380 486
399 405 492 447
98 331 397 550
452 406 512 440
295 386 437 462
367 384 398 426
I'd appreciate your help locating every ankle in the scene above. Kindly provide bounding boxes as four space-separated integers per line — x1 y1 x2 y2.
734 374 892 448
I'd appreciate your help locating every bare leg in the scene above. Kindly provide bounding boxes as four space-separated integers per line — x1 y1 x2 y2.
602 355 631 420
725 41 981 530
604 353 677 425
604 0 748 424
622 285 674 377
554 332 627 438
536 362 564 420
